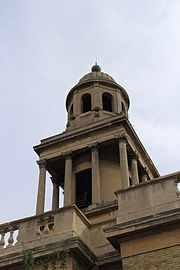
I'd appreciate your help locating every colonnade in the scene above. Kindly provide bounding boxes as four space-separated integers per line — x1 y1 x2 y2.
36 135 149 215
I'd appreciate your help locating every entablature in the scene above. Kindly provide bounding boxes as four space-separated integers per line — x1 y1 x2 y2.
34 115 159 179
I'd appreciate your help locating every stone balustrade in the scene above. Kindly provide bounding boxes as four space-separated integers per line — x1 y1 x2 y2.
0 223 19 249
0 205 91 268
36 214 54 236
0 212 56 251
0 205 95 269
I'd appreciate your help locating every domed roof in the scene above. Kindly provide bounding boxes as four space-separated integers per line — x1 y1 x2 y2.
78 64 116 84
66 64 130 109
79 71 116 84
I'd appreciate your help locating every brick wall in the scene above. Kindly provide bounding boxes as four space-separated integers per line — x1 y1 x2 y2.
122 245 180 270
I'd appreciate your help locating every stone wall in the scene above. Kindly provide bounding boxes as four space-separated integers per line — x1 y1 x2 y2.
122 245 180 270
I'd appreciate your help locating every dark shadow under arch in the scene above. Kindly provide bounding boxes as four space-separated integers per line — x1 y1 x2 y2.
82 93 91 113
102 93 113 112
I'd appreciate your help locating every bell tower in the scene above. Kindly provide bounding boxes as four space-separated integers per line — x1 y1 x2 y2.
34 64 159 214
1 65 180 270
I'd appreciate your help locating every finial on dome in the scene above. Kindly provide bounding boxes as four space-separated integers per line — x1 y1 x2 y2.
91 62 101 72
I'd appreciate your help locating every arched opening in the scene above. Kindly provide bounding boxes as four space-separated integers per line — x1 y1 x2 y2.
129 177 132 186
76 169 92 209
121 102 126 114
70 104 73 117
102 93 113 112
82 93 91 113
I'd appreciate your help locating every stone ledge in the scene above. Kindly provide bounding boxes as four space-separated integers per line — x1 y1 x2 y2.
83 200 118 217
0 236 96 268
104 208 180 250
97 250 121 266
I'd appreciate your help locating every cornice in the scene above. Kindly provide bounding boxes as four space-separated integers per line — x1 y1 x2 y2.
33 115 127 153
104 207 180 250
33 114 160 177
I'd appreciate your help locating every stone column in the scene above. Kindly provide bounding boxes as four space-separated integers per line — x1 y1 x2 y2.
118 135 129 188
36 159 47 215
91 143 101 205
141 167 148 182
130 153 139 185
64 153 72 206
51 177 59 211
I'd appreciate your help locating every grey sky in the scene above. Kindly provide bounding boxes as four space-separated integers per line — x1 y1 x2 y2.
0 0 180 224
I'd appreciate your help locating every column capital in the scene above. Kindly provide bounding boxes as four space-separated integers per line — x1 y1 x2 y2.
129 151 139 161
88 142 99 152
64 151 72 160
115 134 128 144
140 167 148 175
37 159 47 169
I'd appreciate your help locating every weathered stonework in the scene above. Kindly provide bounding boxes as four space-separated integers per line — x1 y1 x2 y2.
0 65 179 269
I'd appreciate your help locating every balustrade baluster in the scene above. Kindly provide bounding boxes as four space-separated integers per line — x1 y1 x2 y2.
44 223 50 234
0 232 5 249
44 217 50 234
15 229 20 245
36 224 41 236
8 229 14 247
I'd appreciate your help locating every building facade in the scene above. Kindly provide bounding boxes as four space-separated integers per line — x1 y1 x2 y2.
0 64 180 269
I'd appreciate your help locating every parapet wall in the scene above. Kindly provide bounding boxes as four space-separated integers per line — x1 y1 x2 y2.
115 172 180 224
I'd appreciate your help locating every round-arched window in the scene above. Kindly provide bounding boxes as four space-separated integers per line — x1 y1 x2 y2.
121 102 126 114
82 93 91 113
102 93 113 112
70 104 73 117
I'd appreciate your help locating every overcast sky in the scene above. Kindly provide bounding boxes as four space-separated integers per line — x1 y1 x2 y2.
0 0 180 224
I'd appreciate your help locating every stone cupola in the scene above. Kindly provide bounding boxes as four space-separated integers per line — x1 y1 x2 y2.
34 65 159 216
66 64 130 130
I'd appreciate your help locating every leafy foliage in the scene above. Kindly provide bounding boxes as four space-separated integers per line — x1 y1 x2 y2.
23 250 34 270
41 260 49 270
51 250 60 270
59 248 69 269
22 245 98 270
